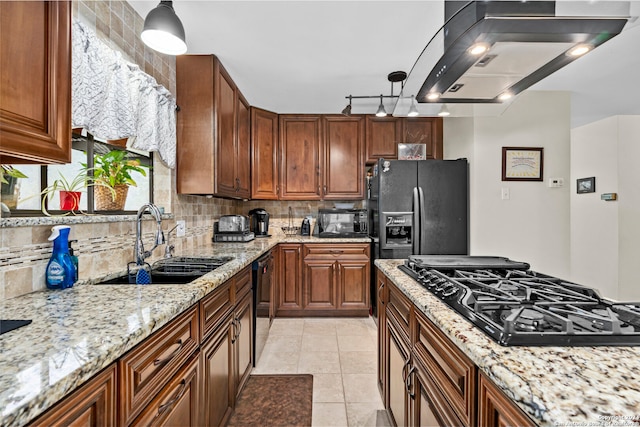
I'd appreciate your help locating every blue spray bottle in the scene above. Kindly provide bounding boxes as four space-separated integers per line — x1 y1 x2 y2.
46 225 76 289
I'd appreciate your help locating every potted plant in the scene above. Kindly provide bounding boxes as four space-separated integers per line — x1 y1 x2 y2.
1 165 28 210
89 150 148 211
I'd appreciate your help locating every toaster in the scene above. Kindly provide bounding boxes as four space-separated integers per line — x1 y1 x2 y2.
218 215 250 233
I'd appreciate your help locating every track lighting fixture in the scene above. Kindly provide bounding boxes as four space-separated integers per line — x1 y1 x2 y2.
437 104 450 117
141 1 187 55
407 95 419 117
341 71 407 116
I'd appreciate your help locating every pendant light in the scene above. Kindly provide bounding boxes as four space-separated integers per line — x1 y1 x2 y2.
407 95 419 117
438 104 450 117
375 95 387 117
141 1 187 55
341 96 352 116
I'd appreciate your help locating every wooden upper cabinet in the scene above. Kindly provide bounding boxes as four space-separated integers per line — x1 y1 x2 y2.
365 116 402 164
251 107 279 200
323 115 365 200
404 117 443 160
279 115 322 200
0 1 71 164
176 55 250 198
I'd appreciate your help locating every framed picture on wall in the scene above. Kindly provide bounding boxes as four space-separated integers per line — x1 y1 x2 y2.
501 147 544 181
577 177 596 194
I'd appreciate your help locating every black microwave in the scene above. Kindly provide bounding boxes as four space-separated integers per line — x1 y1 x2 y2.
316 209 368 238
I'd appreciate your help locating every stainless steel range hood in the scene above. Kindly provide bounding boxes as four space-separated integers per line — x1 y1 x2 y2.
409 1 630 105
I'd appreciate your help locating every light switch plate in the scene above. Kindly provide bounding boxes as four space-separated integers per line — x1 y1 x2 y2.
176 220 186 237
501 187 510 200
548 177 564 188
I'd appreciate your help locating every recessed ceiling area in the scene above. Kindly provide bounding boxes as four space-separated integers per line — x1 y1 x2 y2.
129 1 640 128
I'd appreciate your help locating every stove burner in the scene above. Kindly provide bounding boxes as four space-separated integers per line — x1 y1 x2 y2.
398 258 640 346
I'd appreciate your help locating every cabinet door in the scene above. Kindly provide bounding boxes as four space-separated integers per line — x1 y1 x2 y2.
234 292 253 397
236 91 251 198
0 1 71 164
403 118 443 160
201 316 234 427
365 116 402 163
303 259 336 310
251 107 279 200
27 364 116 427
277 244 303 312
387 318 411 427
279 115 322 200
322 115 365 200
215 64 238 197
336 259 369 311
131 354 201 427
478 372 536 427
376 270 388 406
410 360 463 427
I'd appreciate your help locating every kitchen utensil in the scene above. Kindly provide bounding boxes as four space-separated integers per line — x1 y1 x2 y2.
128 261 152 284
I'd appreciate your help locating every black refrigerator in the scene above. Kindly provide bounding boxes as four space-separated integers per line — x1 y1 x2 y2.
368 158 469 317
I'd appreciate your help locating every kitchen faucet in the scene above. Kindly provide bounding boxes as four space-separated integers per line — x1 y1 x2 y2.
164 224 179 258
134 203 165 265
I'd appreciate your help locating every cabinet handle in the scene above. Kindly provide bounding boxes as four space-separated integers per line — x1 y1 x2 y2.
154 379 187 420
153 338 183 366
406 366 416 399
317 185 321 195
231 318 237 344
378 283 384 304
323 185 327 194
236 316 242 341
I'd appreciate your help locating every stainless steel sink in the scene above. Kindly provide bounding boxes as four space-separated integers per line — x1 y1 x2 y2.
96 256 234 285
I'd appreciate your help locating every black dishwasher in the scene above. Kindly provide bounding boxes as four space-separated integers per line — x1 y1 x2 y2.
252 251 274 366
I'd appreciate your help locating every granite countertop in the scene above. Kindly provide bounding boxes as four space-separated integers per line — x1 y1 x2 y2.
0 234 370 427
375 259 640 427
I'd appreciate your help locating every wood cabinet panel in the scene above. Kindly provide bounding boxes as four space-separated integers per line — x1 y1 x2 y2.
236 93 251 198
201 315 234 427
336 260 369 310
386 281 412 344
478 372 536 427
387 316 411 427
303 243 369 259
322 115 365 199
130 354 201 427
119 305 199 426
215 65 237 197
0 1 71 164
279 115 322 200
27 364 116 427
303 259 337 309
251 107 279 199
403 118 443 160
376 270 388 406
234 292 253 397
413 308 476 427
277 244 303 312
412 359 463 427
365 116 402 163
200 281 233 343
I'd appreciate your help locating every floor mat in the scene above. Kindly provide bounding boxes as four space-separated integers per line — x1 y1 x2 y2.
227 374 313 427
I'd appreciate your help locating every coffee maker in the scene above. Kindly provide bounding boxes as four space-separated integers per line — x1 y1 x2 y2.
248 208 270 237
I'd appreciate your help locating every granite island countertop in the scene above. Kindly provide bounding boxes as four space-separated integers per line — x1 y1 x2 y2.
0 234 370 427
375 259 640 427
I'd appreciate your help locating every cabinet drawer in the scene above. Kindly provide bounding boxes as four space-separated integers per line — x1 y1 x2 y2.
385 281 411 343
130 353 201 427
119 305 199 426
234 266 252 303
303 243 370 259
413 309 476 427
200 281 233 343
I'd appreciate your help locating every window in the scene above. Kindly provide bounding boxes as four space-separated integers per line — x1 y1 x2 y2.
2 132 153 216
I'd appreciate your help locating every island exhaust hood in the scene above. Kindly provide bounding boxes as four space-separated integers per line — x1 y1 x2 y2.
413 1 629 104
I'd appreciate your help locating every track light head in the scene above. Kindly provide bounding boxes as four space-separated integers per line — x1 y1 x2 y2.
141 1 187 55
375 95 387 117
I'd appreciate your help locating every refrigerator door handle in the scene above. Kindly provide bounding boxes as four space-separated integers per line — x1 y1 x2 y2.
412 187 420 254
418 186 426 255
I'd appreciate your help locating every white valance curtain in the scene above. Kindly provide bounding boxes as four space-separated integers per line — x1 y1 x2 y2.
71 20 177 168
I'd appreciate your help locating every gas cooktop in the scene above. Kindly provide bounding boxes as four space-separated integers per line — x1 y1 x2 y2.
399 256 640 346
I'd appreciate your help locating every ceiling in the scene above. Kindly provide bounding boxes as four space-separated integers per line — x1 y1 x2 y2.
129 1 640 128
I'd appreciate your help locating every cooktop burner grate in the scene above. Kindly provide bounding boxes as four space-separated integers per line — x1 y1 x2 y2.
398 257 640 346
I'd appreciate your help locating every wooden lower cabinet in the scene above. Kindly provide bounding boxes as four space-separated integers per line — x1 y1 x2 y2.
277 243 304 312
131 353 201 426
27 364 117 426
387 316 411 427
234 291 253 397
376 270 388 406
303 258 337 310
201 315 234 427
478 372 536 427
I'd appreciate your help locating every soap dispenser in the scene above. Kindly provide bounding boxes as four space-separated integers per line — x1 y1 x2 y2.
46 225 75 289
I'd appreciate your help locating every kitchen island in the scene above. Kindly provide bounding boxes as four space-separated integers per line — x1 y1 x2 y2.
375 259 640 427
0 233 369 427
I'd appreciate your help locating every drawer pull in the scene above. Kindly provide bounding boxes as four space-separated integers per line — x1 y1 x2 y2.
406 366 416 399
153 338 184 366
231 318 238 344
154 379 187 419
237 317 242 341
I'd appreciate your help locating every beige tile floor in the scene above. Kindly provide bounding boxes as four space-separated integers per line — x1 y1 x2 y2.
253 317 390 427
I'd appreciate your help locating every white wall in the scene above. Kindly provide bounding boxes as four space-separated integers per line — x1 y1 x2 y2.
571 116 640 300
445 91 572 278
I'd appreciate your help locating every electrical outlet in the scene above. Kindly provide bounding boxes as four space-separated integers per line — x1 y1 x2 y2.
548 177 564 188
176 220 186 237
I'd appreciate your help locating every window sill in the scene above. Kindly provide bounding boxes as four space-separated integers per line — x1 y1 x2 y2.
0 213 174 228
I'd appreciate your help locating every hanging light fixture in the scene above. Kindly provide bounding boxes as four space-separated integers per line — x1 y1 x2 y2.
438 104 450 117
407 95 419 117
375 95 387 117
341 96 352 116
342 71 406 116
141 1 187 55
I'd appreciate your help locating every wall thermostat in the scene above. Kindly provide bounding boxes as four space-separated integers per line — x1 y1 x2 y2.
601 193 618 201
